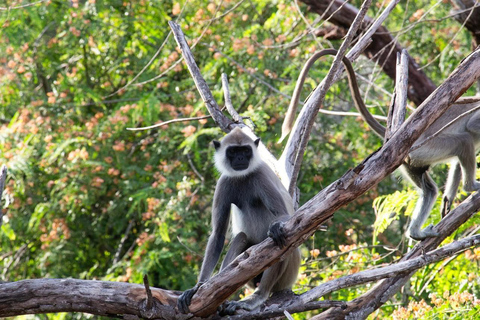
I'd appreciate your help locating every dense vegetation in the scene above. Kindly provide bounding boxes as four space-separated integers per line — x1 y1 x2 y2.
1 0 479 318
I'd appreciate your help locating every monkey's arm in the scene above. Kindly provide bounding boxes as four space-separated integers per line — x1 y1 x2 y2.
258 170 293 248
177 181 231 313
197 204 230 282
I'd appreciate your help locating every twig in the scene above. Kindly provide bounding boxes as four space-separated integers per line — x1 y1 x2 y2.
318 109 387 120
106 0 191 97
112 220 135 265
0 0 47 10
187 153 204 182
201 0 245 23
456 95 480 104
299 234 480 304
126 115 211 131
107 32 172 97
0 165 7 228
207 45 291 100
134 0 220 88
419 1 477 71
221 73 243 123
348 0 402 60
143 274 153 309
176 236 202 257
169 21 232 132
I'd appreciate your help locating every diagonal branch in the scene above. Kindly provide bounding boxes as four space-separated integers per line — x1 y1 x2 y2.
283 0 373 195
280 0 401 190
168 21 232 133
302 0 437 106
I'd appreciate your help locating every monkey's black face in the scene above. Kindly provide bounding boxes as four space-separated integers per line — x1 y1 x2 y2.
226 145 252 171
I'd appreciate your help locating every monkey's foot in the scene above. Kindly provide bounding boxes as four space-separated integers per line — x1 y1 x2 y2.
464 181 480 192
221 294 265 315
408 224 439 241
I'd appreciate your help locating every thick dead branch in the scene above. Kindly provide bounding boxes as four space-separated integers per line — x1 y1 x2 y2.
302 0 437 106
0 279 179 319
168 21 232 133
385 50 408 140
185 47 480 318
280 0 399 187
283 0 373 195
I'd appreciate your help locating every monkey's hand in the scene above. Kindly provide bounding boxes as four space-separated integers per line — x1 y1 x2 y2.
177 283 202 314
268 221 287 248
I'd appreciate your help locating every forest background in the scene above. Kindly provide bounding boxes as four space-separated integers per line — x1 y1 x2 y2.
1 0 480 319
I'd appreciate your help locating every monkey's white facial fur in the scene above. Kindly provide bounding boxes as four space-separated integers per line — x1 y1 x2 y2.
213 128 262 177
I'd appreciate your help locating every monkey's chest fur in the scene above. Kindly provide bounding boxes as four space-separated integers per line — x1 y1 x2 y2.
222 174 282 245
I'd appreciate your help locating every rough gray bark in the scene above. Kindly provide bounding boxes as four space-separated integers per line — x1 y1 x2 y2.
302 0 437 106
450 0 480 46
0 279 179 319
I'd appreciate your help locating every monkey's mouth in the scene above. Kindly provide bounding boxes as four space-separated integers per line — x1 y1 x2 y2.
232 163 249 171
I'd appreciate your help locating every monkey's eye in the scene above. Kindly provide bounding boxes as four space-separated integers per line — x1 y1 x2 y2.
226 148 235 157
244 148 252 157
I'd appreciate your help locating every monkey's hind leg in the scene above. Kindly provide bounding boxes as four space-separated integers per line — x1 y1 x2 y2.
441 162 461 217
223 248 301 315
220 232 249 271
403 166 439 240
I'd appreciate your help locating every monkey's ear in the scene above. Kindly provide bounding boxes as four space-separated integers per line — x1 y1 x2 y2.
212 140 221 150
254 138 260 147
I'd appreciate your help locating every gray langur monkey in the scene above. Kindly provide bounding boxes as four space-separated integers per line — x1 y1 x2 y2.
177 127 301 314
280 49 480 241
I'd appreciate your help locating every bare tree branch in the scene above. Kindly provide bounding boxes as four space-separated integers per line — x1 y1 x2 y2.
222 73 243 123
385 50 409 140
0 279 178 319
168 21 232 133
312 190 480 319
302 233 480 305
283 0 373 195
303 0 437 106
280 0 401 189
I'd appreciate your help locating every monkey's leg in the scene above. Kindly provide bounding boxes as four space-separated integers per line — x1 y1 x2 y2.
402 166 439 240
220 232 248 271
456 137 480 192
441 162 461 217
223 249 300 314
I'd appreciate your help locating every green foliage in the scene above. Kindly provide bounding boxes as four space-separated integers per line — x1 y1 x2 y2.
1 0 479 319
373 190 416 237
